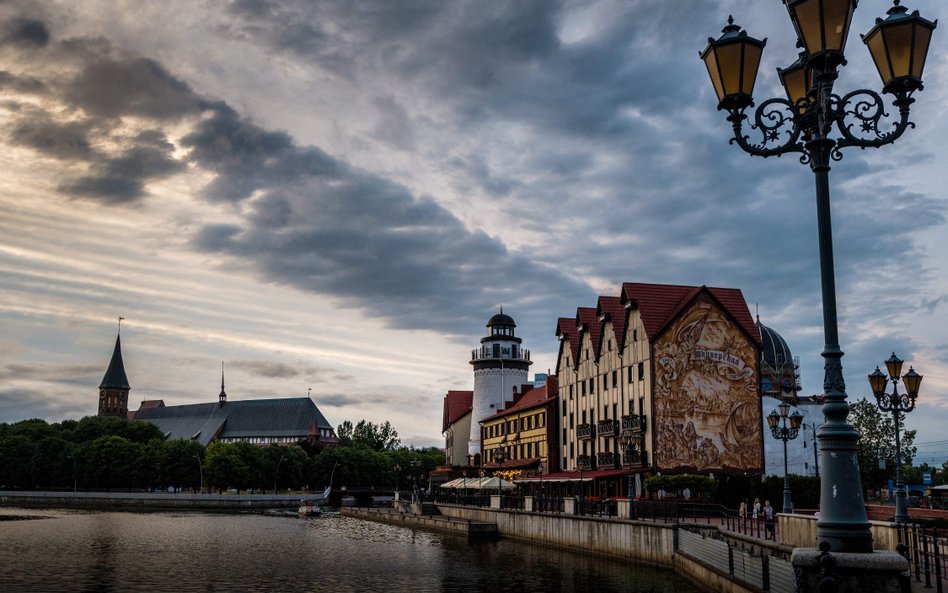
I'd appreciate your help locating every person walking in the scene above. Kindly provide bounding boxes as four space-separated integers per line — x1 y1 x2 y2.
763 500 775 539
752 498 760 520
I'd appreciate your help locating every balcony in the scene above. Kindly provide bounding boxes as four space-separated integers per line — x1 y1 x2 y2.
621 414 647 435
597 419 617 438
470 346 531 363
576 423 596 440
622 448 649 468
596 452 617 468
577 454 592 469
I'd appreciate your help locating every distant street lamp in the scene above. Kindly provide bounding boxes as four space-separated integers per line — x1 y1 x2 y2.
274 455 286 494
701 0 936 554
193 453 203 494
768 402 804 513
619 433 636 500
410 458 421 502
394 463 401 496
493 448 506 496
869 353 923 523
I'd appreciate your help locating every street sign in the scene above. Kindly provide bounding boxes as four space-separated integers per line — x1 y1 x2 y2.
923 472 933 485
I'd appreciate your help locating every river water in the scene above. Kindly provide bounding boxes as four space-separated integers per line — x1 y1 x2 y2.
0 507 700 593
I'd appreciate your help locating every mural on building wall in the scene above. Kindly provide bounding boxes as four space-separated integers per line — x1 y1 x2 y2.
653 297 762 473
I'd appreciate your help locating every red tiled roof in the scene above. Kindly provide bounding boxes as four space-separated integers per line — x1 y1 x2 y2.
576 307 601 359
620 282 760 344
556 317 580 370
442 390 473 432
596 295 627 354
482 376 558 421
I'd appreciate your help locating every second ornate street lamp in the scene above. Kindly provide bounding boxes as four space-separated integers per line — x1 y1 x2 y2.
701 0 936 554
410 457 421 502
768 402 804 514
619 433 636 501
869 353 923 523
494 447 507 497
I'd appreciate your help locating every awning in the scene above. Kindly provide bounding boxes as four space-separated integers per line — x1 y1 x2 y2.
439 477 516 490
515 468 647 483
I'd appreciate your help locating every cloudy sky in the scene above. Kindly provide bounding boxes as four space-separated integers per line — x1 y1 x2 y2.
1 0 946 457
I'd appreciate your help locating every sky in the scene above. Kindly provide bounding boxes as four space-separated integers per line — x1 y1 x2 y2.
1 0 947 458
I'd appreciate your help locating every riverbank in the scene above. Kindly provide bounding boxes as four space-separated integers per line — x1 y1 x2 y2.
0 490 303 510
342 507 498 536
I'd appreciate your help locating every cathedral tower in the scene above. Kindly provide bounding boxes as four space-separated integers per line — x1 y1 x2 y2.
98 332 130 419
468 309 532 462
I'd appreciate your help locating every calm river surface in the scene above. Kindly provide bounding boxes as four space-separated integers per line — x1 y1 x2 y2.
0 507 700 593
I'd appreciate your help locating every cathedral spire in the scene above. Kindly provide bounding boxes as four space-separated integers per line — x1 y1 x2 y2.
98 328 130 419
219 361 227 406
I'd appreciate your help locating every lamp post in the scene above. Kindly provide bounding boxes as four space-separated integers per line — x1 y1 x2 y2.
537 461 544 511
394 463 401 497
193 453 203 494
410 458 421 502
869 353 923 524
619 434 635 501
494 447 506 497
274 455 286 494
701 0 936 554
768 402 804 514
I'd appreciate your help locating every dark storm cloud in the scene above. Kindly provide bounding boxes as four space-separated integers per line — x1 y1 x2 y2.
59 133 186 203
62 57 201 120
0 363 102 383
231 360 353 382
0 70 46 93
9 114 92 160
2 18 50 48
313 391 389 408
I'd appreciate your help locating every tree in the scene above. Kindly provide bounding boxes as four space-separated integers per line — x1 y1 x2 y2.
849 398 916 496
336 420 354 446
204 442 249 493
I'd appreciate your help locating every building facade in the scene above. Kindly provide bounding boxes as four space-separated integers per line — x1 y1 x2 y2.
480 376 559 479
556 283 764 497
442 390 473 467
467 310 532 464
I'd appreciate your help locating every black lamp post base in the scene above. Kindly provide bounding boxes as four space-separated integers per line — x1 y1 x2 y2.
793 547 909 593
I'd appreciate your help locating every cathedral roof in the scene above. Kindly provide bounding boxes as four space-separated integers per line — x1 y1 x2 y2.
134 397 333 447
99 334 130 390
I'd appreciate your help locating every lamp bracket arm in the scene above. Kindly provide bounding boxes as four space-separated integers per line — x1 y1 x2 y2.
832 89 916 151
727 99 805 159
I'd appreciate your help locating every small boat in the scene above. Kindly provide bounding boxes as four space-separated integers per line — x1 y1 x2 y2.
298 486 331 517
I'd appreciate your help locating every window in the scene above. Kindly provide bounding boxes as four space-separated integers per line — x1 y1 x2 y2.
581 381 586 396
638 362 645 380
603 373 609 390
608 340 612 351
589 378 595 393
612 370 617 385
628 366 634 383
562 400 567 416
563 428 567 443
581 410 586 423
569 413 574 429
633 329 638 342
603 405 608 419
493 344 500 357
569 384 573 399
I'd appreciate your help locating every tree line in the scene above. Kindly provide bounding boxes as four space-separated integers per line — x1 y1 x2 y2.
0 416 442 493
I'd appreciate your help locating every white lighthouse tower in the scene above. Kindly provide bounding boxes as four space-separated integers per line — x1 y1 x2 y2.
468 309 532 463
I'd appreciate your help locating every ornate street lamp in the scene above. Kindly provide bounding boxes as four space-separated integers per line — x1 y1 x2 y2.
410 457 421 502
869 353 922 523
701 0 936 554
494 447 507 497
619 433 636 500
768 402 804 514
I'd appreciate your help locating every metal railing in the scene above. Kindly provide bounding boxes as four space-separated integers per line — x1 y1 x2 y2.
898 523 948 593
597 419 617 437
621 414 647 434
577 424 595 440
470 348 531 362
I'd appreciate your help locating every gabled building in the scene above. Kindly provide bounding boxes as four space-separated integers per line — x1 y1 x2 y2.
556 282 764 498
480 376 559 479
442 390 473 466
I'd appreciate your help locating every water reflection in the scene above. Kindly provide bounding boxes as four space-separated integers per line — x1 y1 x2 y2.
0 508 698 593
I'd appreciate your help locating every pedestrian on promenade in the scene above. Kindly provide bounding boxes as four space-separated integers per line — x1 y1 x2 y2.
763 500 775 539
739 500 747 521
752 498 760 521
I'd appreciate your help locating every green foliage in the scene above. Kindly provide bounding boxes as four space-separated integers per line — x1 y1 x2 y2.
643 474 716 496
337 419 400 451
850 398 916 495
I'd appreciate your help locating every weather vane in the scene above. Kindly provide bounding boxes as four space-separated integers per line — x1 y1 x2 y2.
118 316 125 333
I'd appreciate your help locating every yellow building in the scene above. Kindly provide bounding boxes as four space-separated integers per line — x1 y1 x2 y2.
480 377 558 480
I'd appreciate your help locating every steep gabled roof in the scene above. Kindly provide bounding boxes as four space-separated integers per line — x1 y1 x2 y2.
482 376 558 422
620 282 760 344
442 390 473 432
555 317 580 370
576 307 601 360
100 334 130 390
596 295 627 354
